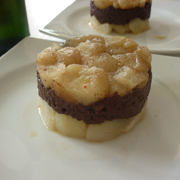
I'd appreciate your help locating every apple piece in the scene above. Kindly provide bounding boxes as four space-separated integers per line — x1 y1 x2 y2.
86 52 119 72
37 63 66 88
129 18 150 34
52 64 110 105
86 118 133 142
136 46 152 70
105 36 138 55
36 43 62 65
112 24 130 34
114 66 148 90
76 40 106 57
90 16 113 35
66 34 105 47
94 0 113 9
108 72 128 96
54 113 87 139
57 47 82 66
39 98 55 130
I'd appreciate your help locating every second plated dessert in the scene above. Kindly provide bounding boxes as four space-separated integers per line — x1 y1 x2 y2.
36 34 152 142
90 0 152 34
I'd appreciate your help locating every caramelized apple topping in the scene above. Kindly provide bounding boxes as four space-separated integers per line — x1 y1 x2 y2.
36 35 151 105
93 0 151 9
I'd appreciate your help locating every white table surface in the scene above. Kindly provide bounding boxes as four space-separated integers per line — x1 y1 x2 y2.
25 0 76 42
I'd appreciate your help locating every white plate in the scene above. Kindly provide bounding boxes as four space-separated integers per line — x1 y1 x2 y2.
0 37 180 180
40 0 180 55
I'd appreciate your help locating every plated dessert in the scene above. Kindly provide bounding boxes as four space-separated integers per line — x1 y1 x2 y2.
36 34 152 142
90 0 152 34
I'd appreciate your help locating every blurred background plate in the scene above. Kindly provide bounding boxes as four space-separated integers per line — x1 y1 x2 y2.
40 0 180 56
